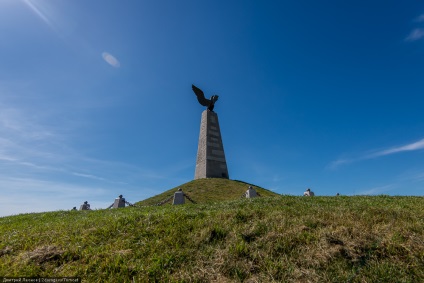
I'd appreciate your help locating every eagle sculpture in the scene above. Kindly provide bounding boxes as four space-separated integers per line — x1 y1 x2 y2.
192 84 219 112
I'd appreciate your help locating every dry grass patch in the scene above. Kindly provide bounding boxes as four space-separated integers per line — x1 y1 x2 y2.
22 245 64 265
0 246 12 257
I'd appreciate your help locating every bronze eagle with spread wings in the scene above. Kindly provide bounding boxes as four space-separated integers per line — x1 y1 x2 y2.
192 84 219 112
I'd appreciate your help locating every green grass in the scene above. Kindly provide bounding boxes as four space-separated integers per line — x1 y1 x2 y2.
1 185 423 282
136 179 279 206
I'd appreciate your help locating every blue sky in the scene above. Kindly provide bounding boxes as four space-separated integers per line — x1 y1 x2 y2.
1 0 424 217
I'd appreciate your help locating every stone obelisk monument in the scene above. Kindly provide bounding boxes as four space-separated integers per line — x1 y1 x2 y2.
192 85 229 179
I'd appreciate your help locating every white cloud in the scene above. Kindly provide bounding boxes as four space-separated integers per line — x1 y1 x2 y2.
328 138 424 169
405 28 424 42
102 52 121 68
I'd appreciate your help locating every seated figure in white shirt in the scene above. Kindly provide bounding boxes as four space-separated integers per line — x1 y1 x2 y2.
303 188 315 196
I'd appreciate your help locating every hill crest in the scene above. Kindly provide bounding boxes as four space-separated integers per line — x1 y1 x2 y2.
136 178 279 206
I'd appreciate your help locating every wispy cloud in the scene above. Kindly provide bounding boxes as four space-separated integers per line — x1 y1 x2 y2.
326 158 352 169
414 14 424 23
0 177 108 217
72 172 108 181
413 172 424 181
0 106 55 141
396 169 424 183
71 172 129 185
405 28 424 42
405 12 424 42
21 0 72 39
328 138 424 169
0 82 188 217
369 138 424 158
22 0 52 27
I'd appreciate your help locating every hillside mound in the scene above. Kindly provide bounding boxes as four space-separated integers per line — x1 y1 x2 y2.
135 178 279 206
1 196 423 282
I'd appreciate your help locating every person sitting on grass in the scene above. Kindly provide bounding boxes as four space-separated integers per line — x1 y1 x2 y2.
303 188 315 196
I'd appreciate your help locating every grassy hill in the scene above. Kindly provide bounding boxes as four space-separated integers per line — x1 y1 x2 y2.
0 180 423 282
136 178 279 206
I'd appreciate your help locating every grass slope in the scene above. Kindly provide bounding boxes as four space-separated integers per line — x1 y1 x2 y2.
1 195 423 282
135 178 279 206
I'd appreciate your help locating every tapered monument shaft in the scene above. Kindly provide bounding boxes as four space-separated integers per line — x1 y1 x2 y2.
194 110 229 179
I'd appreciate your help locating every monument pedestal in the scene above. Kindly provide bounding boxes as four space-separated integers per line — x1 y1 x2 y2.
246 188 257 198
195 110 229 179
112 197 126 208
173 191 185 205
79 201 91 210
